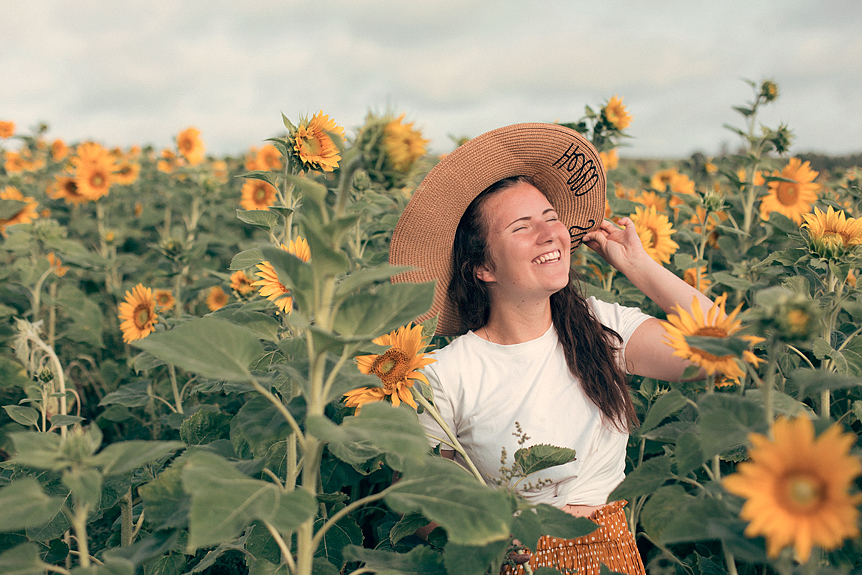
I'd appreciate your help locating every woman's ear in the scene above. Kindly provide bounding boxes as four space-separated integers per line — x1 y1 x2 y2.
475 262 496 283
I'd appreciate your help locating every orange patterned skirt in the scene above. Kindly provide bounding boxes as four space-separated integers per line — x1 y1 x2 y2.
501 501 646 575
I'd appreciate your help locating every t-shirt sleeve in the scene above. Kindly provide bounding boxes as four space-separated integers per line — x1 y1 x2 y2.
586 296 653 372
417 363 458 451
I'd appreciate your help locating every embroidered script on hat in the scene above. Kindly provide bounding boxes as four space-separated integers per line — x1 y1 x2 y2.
569 220 596 253
551 143 600 195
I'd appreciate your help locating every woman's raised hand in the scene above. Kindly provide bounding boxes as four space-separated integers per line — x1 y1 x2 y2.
582 217 650 273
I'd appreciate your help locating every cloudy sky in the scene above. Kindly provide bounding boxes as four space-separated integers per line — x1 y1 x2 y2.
3 1 860 158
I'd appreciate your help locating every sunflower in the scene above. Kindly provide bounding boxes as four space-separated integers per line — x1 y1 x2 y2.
50 139 69 161
118 284 158 343
613 184 638 200
157 149 185 173
177 127 205 166
206 286 229 311
630 205 679 264
723 416 862 562
75 162 114 200
0 186 40 237
4 151 25 173
0 120 14 138
599 148 619 171
602 95 632 130
661 294 764 381
633 191 668 213
256 144 283 171
800 206 862 260
758 158 820 224
343 323 436 411
46 253 68 277
114 161 140 186
252 237 311 313
383 114 429 173
240 179 277 210
683 267 711 294
212 160 228 183
153 289 175 311
292 111 344 172
48 175 90 205
230 270 255 297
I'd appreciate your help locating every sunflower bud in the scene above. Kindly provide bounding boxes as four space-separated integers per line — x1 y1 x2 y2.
39 366 54 383
759 80 779 103
159 237 183 260
752 286 820 342
352 169 371 192
702 188 726 213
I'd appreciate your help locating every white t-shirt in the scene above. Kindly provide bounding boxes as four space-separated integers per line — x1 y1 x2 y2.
418 297 651 508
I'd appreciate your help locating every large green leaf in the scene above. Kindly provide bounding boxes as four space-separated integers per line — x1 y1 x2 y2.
182 451 317 551
674 431 705 476
334 264 413 300
301 219 350 278
138 466 189 530
62 468 102 510
133 318 264 382
639 485 692 540
237 209 280 231
511 502 598 550
9 432 63 470
306 402 429 468
512 444 577 476
342 544 446 575
230 248 264 270
92 440 184 476
640 389 688 434
333 281 435 339
385 457 512 546
785 368 862 401
313 502 363 567
698 394 767 460
444 539 510 575
3 406 39 428
608 455 672 501
99 380 152 408
260 246 314 312
0 542 55 575
0 478 66 532
0 199 26 220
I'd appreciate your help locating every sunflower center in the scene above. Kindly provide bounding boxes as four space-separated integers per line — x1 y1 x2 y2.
134 305 152 329
822 231 849 248
254 187 268 202
776 183 799 206
783 474 824 512
696 326 728 338
371 348 411 389
91 172 106 188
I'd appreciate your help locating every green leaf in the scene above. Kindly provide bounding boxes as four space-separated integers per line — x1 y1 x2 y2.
333 281 435 339
389 512 428 545
132 318 264 382
0 199 26 220
511 503 598 550
444 539 509 575
9 432 63 470
0 479 66 532
784 368 862 401
842 335 862 377
639 485 692 540
207 308 280 343
3 406 40 427
640 389 687 434
673 253 707 272
698 394 767 460
260 245 314 312
711 272 752 291
385 457 512 546
99 380 152 408
306 402 429 467
230 248 265 271
658 497 741 546
237 209 280 231
138 466 189 530
182 451 317 551
813 337 849 373
743 388 813 418
62 468 102 509
683 335 750 358
239 170 280 188
284 174 328 211
93 440 184 476
49 415 84 428
334 264 413 300
0 542 54 575
513 444 577 476
608 455 671 501
180 409 232 445
314 502 363 567
342 545 446 575
101 530 180 571
301 220 350 278
230 396 297 471
674 431 705 476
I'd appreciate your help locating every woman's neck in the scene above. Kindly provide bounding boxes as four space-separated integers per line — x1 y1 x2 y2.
481 298 553 345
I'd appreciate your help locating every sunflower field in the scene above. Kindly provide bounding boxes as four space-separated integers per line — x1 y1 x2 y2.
0 80 860 575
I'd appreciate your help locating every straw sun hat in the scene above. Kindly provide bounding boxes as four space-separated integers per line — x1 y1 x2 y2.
389 122 606 336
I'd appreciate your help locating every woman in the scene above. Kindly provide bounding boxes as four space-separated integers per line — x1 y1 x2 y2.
390 124 716 575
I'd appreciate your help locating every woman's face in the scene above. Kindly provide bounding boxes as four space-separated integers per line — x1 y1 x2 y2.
476 181 572 301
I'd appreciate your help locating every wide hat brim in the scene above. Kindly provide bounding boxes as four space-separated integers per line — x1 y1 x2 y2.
389 122 606 336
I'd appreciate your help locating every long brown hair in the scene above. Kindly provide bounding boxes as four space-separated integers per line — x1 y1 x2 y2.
447 176 637 429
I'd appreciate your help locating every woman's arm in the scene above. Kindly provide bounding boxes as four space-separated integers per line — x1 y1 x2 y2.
583 217 716 381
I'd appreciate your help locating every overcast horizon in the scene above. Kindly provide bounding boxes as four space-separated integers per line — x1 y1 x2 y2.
4 1 861 159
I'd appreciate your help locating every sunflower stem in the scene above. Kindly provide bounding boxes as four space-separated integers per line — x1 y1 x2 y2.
168 363 183 414
722 542 739 575
411 389 486 485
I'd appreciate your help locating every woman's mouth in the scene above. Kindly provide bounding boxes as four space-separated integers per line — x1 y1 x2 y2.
532 250 561 264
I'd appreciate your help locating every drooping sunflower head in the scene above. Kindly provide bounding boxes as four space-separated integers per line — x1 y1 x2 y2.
630 205 679 265
239 179 277 211
723 416 862 562
801 206 862 260
46 252 68 277
177 127 205 166
759 158 820 224
290 111 344 172
382 114 429 173
602 95 632 130
118 284 158 343
345 323 437 411
661 294 764 381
